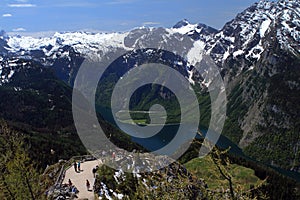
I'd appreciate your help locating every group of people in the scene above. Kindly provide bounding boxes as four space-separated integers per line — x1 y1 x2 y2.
73 161 81 173
70 161 99 192
72 161 91 191
68 178 90 191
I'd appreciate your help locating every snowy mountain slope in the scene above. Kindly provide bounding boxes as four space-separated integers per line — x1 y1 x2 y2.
171 19 217 40
205 0 300 68
4 19 214 57
212 0 300 170
6 31 131 58
1 0 298 85
1 23 209 86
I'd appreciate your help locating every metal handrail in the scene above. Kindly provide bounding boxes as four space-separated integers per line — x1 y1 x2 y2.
46 154 96 197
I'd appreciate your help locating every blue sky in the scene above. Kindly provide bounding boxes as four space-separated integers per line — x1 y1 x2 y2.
0 0 258 34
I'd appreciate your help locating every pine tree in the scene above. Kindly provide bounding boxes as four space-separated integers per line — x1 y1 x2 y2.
0 120 43 199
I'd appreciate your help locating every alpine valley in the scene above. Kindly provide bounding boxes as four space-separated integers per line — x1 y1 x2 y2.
0 0 300 199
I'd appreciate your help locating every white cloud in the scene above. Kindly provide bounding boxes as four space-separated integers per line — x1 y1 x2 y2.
16 0 29 2
120 22 129 26
8 4 36 8
2 14 12 17
106 0 136 5
52 2 96 7
143 22 161 26
12 27 26 32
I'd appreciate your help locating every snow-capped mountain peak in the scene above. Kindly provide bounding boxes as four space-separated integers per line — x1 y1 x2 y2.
170 19 217 39
173 19 190 29
6 31 131 57
205 0 300 66
0 0 299 85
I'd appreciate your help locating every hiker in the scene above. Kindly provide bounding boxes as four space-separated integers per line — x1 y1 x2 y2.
68 179 72 186
77 161 81 172
73 161 77 172
92 167 97 178
86 179 90 191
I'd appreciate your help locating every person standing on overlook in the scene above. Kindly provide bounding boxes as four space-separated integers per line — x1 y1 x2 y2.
73 161 77 172
77 161 81 172
86 179 90 191
92 167 97 178
68 179 72 186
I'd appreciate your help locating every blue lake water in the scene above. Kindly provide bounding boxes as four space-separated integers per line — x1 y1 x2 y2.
97 106 244 155
97 106 300 181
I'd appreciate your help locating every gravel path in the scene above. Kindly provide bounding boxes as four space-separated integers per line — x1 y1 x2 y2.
63 160 101 200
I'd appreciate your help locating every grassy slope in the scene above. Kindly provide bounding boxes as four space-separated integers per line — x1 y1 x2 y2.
185 156 260 190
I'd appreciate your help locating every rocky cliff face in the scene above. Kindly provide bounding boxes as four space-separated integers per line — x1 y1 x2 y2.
211 0 300 170
93 160 207 199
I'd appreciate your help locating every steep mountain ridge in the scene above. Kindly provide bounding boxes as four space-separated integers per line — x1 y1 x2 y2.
213 0 300 170
206 0 299 69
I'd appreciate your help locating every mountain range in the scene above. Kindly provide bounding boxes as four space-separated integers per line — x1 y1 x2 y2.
0 0 299 172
